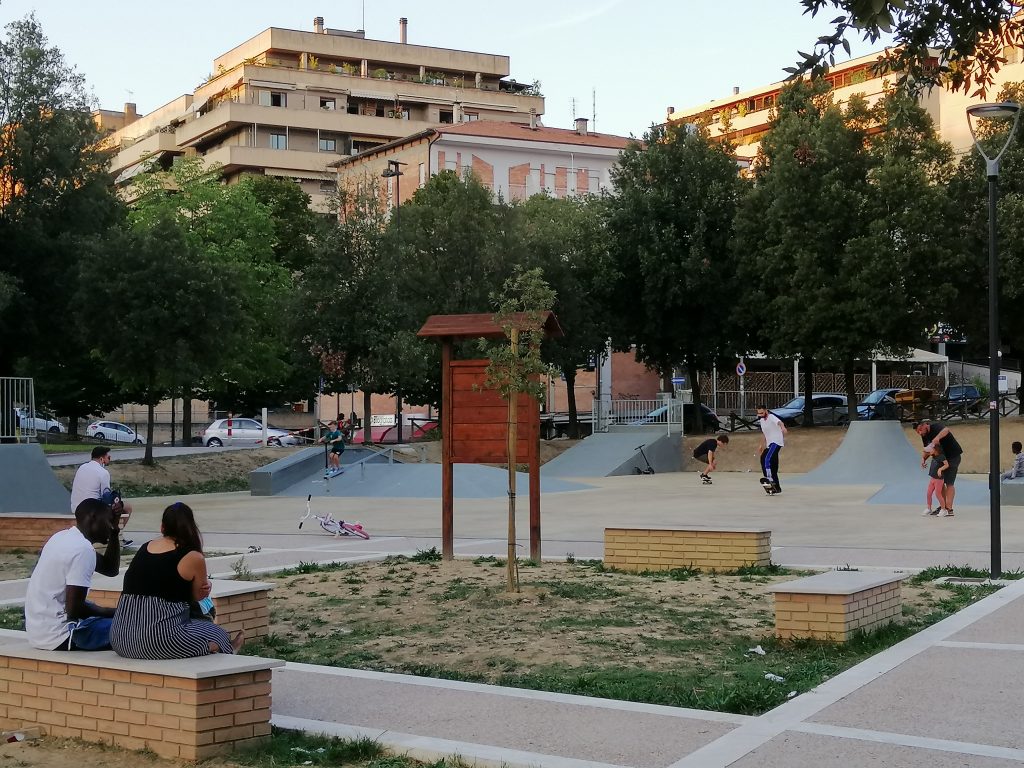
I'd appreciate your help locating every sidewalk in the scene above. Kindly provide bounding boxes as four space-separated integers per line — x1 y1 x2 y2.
274 575 1024 767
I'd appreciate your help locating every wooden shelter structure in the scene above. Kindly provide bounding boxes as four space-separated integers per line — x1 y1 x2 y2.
417 312 563 560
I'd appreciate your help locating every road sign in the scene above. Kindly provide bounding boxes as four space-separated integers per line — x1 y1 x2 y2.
671 376 685 385
736 362 747 376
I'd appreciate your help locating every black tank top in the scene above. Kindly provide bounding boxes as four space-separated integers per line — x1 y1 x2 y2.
122 543 194 604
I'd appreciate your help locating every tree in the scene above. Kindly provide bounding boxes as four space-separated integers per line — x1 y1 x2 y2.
480 266 555 593
0 14 121 413
735 81 954 421
606 122 743 424
80 215 241 463
794 0 1024 98
520 194 616 438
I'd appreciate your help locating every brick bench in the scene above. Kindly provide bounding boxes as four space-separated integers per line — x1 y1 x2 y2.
769 571 904 642
0 515 74 553
0 631 283 761
604 526 771 572
87 577 274 640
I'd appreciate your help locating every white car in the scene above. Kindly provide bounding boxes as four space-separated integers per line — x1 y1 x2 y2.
86 420 143 444
15 407 66 433
201 418 301 447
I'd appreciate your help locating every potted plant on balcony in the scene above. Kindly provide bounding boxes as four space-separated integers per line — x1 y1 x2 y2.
372 68 389 79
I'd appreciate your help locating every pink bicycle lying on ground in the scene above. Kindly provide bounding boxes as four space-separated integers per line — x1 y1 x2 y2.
298 494 370 539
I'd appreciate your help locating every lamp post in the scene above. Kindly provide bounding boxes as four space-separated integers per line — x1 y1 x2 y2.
966 101 1022 578
381 159 407 442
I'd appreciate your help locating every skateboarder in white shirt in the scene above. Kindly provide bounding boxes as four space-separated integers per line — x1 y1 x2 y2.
756 404 787 495
71 446 133 544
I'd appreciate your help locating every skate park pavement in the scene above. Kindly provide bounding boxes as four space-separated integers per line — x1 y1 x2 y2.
8 425 1024 766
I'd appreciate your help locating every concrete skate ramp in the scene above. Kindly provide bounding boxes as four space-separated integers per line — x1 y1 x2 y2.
0 444 72 515
542 428 681 478
790 420 993 506
277 462 592 498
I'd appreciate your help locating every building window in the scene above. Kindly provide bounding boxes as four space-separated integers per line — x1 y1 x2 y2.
463 112 479 122
270 133 287 150
319 137 337 152
320 97 336 110
439 109 453 124
319 180 337 193
347 101 359 114
259 91 287 107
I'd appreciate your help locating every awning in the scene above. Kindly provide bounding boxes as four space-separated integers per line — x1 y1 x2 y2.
349 135 387 144
873 348 948 364
114 162 150 185
248 79 296 90
348 90 391 100
264 168 332 181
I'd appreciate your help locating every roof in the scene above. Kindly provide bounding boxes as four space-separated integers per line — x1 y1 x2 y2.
418 312 563 341
438 120 633 149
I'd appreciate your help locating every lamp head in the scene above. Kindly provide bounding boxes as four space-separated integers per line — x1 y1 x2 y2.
966 101 1022 174
967 102 1021 121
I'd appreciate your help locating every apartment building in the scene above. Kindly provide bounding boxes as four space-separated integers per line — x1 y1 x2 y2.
667 48 1024 163
333 116 631 210
96 17 545 210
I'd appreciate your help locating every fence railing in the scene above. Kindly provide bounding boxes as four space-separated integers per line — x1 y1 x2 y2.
593 398 682 436
0 377 36 441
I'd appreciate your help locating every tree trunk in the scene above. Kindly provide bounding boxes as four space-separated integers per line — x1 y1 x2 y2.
182 391 193 447
363 389 373 444
802 359 815 427
687 359 703 433
506 328 520 593
564 367 579 439
144 398 155 466
843 359 856 423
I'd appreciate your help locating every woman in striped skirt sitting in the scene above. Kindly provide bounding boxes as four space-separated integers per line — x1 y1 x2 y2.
110 502 243 659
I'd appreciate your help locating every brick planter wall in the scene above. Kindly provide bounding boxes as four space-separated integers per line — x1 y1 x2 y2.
604 527 771 572
88 578 273 640
771 572 904 642
0 516 72 553
0 639 282 761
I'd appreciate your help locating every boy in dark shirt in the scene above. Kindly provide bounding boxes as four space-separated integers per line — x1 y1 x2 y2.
693 434 729 484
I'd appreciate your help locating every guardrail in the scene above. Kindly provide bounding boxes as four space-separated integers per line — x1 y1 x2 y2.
592 399 683 436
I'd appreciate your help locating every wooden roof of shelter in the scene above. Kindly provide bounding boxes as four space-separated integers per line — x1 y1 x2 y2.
417 312 563 341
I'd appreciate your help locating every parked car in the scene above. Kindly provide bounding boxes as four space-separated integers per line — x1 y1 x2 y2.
14 407 66 433
857 388 906 420
945 384 982 403
772 394 849 426
628 403 722 433
201 417 302 447
86 420 143 444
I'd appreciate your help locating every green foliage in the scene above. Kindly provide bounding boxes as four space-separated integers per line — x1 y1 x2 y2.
231 727 384 767
410 547 443 562
0 607 25 631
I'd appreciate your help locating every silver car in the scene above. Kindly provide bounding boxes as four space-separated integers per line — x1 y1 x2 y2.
86 420 143 444
202 418 300 447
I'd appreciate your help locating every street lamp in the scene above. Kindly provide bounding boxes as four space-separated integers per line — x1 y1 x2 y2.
381 159 407 442
967 101 1022 578
381 159 406 224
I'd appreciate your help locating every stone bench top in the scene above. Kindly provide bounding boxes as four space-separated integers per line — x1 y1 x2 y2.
0 635 283 679
89 575 274 598
769 570 905 595
605 526 771 534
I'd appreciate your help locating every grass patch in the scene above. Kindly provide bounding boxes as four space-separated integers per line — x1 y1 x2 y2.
230 726 385 766
118 477 249 497
0 606 25 630
909 564 1024 584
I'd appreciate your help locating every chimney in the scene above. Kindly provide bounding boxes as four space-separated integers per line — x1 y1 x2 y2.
529 108 537 130
667 106 675 119
732 86 740 95
124 102 138 126
574 117 589 136
313 16 324 33
399 17 408 44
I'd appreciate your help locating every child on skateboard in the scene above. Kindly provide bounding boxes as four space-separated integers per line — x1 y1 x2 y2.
319 420 345 477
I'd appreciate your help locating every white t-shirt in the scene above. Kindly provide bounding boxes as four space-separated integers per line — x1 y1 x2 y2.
70 460 111 513
759 413 786 447
25 526 98 650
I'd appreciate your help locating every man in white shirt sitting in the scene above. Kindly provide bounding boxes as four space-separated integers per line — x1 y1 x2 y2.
24 498 130 650
71 446 133 546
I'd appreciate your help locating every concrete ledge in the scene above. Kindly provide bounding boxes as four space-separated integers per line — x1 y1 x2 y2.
1001 477 1024 506
604 526 771 571
0 515 73 553
0 634 283 761
770 571 904 642
88 577 274 640
249 446 323 496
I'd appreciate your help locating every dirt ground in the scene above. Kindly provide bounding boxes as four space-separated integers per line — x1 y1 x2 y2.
0 737 242 768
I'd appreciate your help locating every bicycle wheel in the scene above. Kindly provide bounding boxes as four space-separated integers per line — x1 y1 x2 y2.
340 522 370 540
319 517 343 536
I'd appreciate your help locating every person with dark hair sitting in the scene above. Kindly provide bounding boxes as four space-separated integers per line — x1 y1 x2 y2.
1002 441 1024 481
110 502 243 659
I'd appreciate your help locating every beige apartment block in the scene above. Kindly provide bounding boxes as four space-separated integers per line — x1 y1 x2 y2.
96 17 544 211
668 47 1024 165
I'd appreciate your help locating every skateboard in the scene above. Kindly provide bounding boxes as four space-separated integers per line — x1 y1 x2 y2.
700 472 713 485
323 467 344 479
759 477 777 495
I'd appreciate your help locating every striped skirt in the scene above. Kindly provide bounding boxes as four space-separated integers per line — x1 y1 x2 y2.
110 593 234 659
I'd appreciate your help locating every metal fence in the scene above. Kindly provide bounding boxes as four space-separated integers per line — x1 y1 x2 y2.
0 377 36 441
593 398 682 436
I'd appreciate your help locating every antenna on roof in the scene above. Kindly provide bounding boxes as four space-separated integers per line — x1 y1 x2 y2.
571 97 577 120
592 88 596 133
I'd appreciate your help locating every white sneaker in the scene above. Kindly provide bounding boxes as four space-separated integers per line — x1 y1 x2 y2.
922 508 933 516
937 508 952 517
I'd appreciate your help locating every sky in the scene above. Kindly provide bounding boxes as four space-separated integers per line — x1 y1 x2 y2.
0 0 892 138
